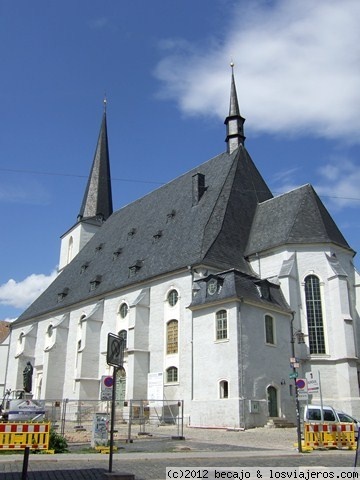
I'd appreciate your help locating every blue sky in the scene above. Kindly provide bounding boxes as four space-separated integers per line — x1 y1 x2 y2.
0 0 359 321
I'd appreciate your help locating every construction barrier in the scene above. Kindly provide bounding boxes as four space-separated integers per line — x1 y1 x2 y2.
0 422 50 450
303 422 356 451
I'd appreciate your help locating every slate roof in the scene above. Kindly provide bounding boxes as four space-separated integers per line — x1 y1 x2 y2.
246 184 352 256
14 145 273 324
77 111 113 223
189 269 292 313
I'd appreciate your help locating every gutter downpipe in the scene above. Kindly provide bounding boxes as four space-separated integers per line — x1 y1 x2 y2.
238 299 245 430
291 311 302 453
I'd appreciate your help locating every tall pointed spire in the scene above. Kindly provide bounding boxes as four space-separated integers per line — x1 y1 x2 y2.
77 101 113 223
224 63 246 153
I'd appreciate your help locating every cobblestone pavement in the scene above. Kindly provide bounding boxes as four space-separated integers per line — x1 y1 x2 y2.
0 427 358 480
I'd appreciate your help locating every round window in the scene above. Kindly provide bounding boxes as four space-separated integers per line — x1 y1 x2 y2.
167 289 178 307
119 303 129 318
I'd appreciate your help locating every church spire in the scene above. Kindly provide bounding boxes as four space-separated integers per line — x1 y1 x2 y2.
77 103 113 223
224 63 246 153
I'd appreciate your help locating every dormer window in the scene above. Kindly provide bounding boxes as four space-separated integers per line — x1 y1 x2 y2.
57 288 69 302
80 263 89 274
255 281 271 301
128 228 137 238
113 248 123 260
129 260 143 277
153 230 163 241
167 210 176 221
90 275 102 291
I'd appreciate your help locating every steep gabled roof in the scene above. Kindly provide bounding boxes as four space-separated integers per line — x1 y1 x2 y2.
14 145 272 324
246 184 352 256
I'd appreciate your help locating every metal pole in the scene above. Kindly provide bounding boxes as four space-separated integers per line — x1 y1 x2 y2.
291 315 302 453
22 447 30 480
127 399 132 443
109 366 117 473
181 400 184 438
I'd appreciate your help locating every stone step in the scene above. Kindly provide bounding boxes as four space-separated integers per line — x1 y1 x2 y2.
265 418 296 428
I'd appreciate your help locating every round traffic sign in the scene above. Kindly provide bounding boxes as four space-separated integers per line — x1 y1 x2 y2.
103 376 113 388
296 379 306 389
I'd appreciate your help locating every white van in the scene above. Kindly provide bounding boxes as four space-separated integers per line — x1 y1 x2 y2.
304 405 360 437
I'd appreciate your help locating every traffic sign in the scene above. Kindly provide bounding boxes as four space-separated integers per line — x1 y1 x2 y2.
107 333 125 367
296 378 307 390
101 376 113 401
289 372 298 379
305 371 320 394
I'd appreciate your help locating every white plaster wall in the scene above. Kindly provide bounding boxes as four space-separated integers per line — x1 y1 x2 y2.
249 245 360 417
59 222 100 271
0 332 10 398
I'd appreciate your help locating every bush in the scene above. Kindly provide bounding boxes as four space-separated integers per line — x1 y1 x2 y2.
49 429 68 453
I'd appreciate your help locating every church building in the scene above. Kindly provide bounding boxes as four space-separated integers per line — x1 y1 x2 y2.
5 70 360 428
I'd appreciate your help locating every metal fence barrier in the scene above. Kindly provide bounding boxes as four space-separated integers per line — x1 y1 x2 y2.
41 398 184 445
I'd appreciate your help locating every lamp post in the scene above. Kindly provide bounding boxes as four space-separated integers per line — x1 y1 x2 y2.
290 314 305 454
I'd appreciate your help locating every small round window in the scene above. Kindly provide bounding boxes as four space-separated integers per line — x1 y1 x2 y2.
167 289 178 307
47 325 54 337
119 302 129 319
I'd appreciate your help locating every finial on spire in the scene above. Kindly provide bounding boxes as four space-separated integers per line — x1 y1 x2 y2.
103 94 107 112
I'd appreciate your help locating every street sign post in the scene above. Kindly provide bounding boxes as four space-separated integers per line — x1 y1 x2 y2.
106 333 125 473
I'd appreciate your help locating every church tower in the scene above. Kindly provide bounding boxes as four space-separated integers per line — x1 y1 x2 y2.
58 102 113 271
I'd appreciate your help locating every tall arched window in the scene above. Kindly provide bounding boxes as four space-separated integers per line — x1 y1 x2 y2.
305 275 325 354
167 320 178 354
119 329 127 348
219 380 229 399
216 310 227 340
265 315 275 345
67 236 73 264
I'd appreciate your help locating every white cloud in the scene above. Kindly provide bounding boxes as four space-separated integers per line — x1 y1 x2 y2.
0 270 57 309
315 159 360 210
154 0 360 142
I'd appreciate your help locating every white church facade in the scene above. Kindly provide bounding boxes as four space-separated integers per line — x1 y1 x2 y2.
4 70 360 429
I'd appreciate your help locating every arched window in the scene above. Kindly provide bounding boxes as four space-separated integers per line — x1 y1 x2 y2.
219 380 229 399
119 329 127 348
67 236 73 264
167 320 178 354
265 315 275 345
216 310 227 340
166 366 178 383
305 275 325 354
